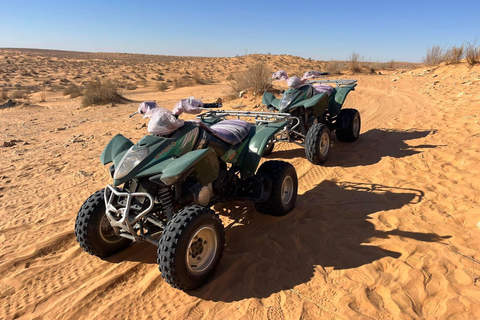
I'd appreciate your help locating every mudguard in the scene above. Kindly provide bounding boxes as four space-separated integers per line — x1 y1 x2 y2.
302 92 329 117
239 122 286 179
262 92 280 109
328 84 357 116
100 134 134 165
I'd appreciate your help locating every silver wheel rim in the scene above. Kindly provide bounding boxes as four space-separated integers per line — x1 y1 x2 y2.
186 226 218 275
320 132 330 156
99 215 122 244
353 115 360 137
281 176 294 205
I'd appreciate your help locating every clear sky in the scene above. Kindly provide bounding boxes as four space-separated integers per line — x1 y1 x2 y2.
1 0 479 62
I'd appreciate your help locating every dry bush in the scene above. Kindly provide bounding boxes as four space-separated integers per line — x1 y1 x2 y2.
40 89 47 102
173 76 192 88
157 82 169 91
465 40 480 67
445 45 464 65
11 90 27 99
193 72 210 85
349 51 363 73
82 80 125 107
423 45 445 66
325 60 345 74
63 84 83 98
228 63 273 96
1 89 8 101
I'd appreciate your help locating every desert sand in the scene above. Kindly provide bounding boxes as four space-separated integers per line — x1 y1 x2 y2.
1 49 480 319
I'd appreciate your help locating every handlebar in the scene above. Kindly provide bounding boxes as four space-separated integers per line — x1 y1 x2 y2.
202 103 223 108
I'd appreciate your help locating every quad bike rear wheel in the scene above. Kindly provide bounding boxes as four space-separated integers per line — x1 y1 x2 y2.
254 160 298 216
336 108 361 142
305 123 331 165
75 190 131 258
157 205 225 290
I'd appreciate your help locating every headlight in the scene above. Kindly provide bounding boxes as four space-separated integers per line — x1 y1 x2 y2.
279 94 294 110
113 146 149 180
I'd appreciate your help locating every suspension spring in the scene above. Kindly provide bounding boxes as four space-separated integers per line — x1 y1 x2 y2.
158 187 174 221
298 116 306 135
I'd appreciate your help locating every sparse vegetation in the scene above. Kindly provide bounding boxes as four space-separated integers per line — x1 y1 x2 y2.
11 90 27 99
193 72 210 85
173 76 192 88
63 84 83 98
1 89 8 101
465 40 480 67
81 80 125 107
423 45 445 66
157 82 169 91
444 45 464 65
227 63 273 97
348 51 363 73
325 60 344 75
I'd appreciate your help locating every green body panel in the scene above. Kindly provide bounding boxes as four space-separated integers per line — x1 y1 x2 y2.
220 128 254 164
303 92 329 117
148 148 219 186
239 122 286 179
279 86 315 112
262 92 280 109
100 134 134 165
110 123 200 186
328 84 357 116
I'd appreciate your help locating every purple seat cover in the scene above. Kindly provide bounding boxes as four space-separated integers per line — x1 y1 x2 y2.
209 119 252 145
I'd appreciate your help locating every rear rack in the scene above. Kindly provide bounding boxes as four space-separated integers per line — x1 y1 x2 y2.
197 109 292 125
310 79 357 87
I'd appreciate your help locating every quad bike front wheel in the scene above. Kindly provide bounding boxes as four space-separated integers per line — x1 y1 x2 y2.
75 190 131 258
157 205 225 290
336 108 361 142
305 123 331 165
254 160 298 216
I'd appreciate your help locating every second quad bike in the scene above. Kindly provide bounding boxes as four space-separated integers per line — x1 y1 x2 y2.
74 98 298 291
262 70 361 164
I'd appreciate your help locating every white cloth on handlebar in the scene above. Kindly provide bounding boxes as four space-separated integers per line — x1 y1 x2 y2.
173 96 203 116
138 101 185 135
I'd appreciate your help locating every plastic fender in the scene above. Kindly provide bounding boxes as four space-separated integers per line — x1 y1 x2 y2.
302 92 329 117
239 122 286 179
262 92 280 109
100 134 134 165
329 84 357 116
156 148 219 186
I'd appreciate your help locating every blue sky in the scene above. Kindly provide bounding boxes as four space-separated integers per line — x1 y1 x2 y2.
1 0 479 62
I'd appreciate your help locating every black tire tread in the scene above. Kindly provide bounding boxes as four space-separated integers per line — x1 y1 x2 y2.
254 161 298 216
157 205 225 291
75 190 130 258
305 123 330 165
336 108 361 142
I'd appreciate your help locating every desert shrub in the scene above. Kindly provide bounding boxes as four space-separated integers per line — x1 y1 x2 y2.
11 90 27 99
119 82 137 90
81 80 125 107
1 89 8 101
325 60 345 74
423 45 445 66
349 51 363 73
173 76 192 88
63 84 83 98
226 74 235 81
444 45 464 65
465 40 480 67
157 82 169 91
228 63 273 96
193 72 210 85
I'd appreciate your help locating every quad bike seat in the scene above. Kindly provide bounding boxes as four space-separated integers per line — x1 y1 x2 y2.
194 119 252 145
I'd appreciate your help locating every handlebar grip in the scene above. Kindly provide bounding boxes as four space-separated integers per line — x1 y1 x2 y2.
203 103 222 108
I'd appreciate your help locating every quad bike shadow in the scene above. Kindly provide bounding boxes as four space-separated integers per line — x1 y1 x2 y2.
109 180 450 301
269 128 440 167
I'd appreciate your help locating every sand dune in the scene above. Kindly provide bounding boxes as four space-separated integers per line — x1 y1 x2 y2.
1 50 480 319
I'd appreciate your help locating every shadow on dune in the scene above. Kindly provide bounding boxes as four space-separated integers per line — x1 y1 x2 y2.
190 180 449 301
110 180 450 301
269 128 439 167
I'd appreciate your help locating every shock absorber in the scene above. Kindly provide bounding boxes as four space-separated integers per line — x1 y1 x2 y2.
298 116 306 135
158 187 174 221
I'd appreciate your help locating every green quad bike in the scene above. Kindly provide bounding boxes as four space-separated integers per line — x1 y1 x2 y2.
262 70 361 164
74 99 298 291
